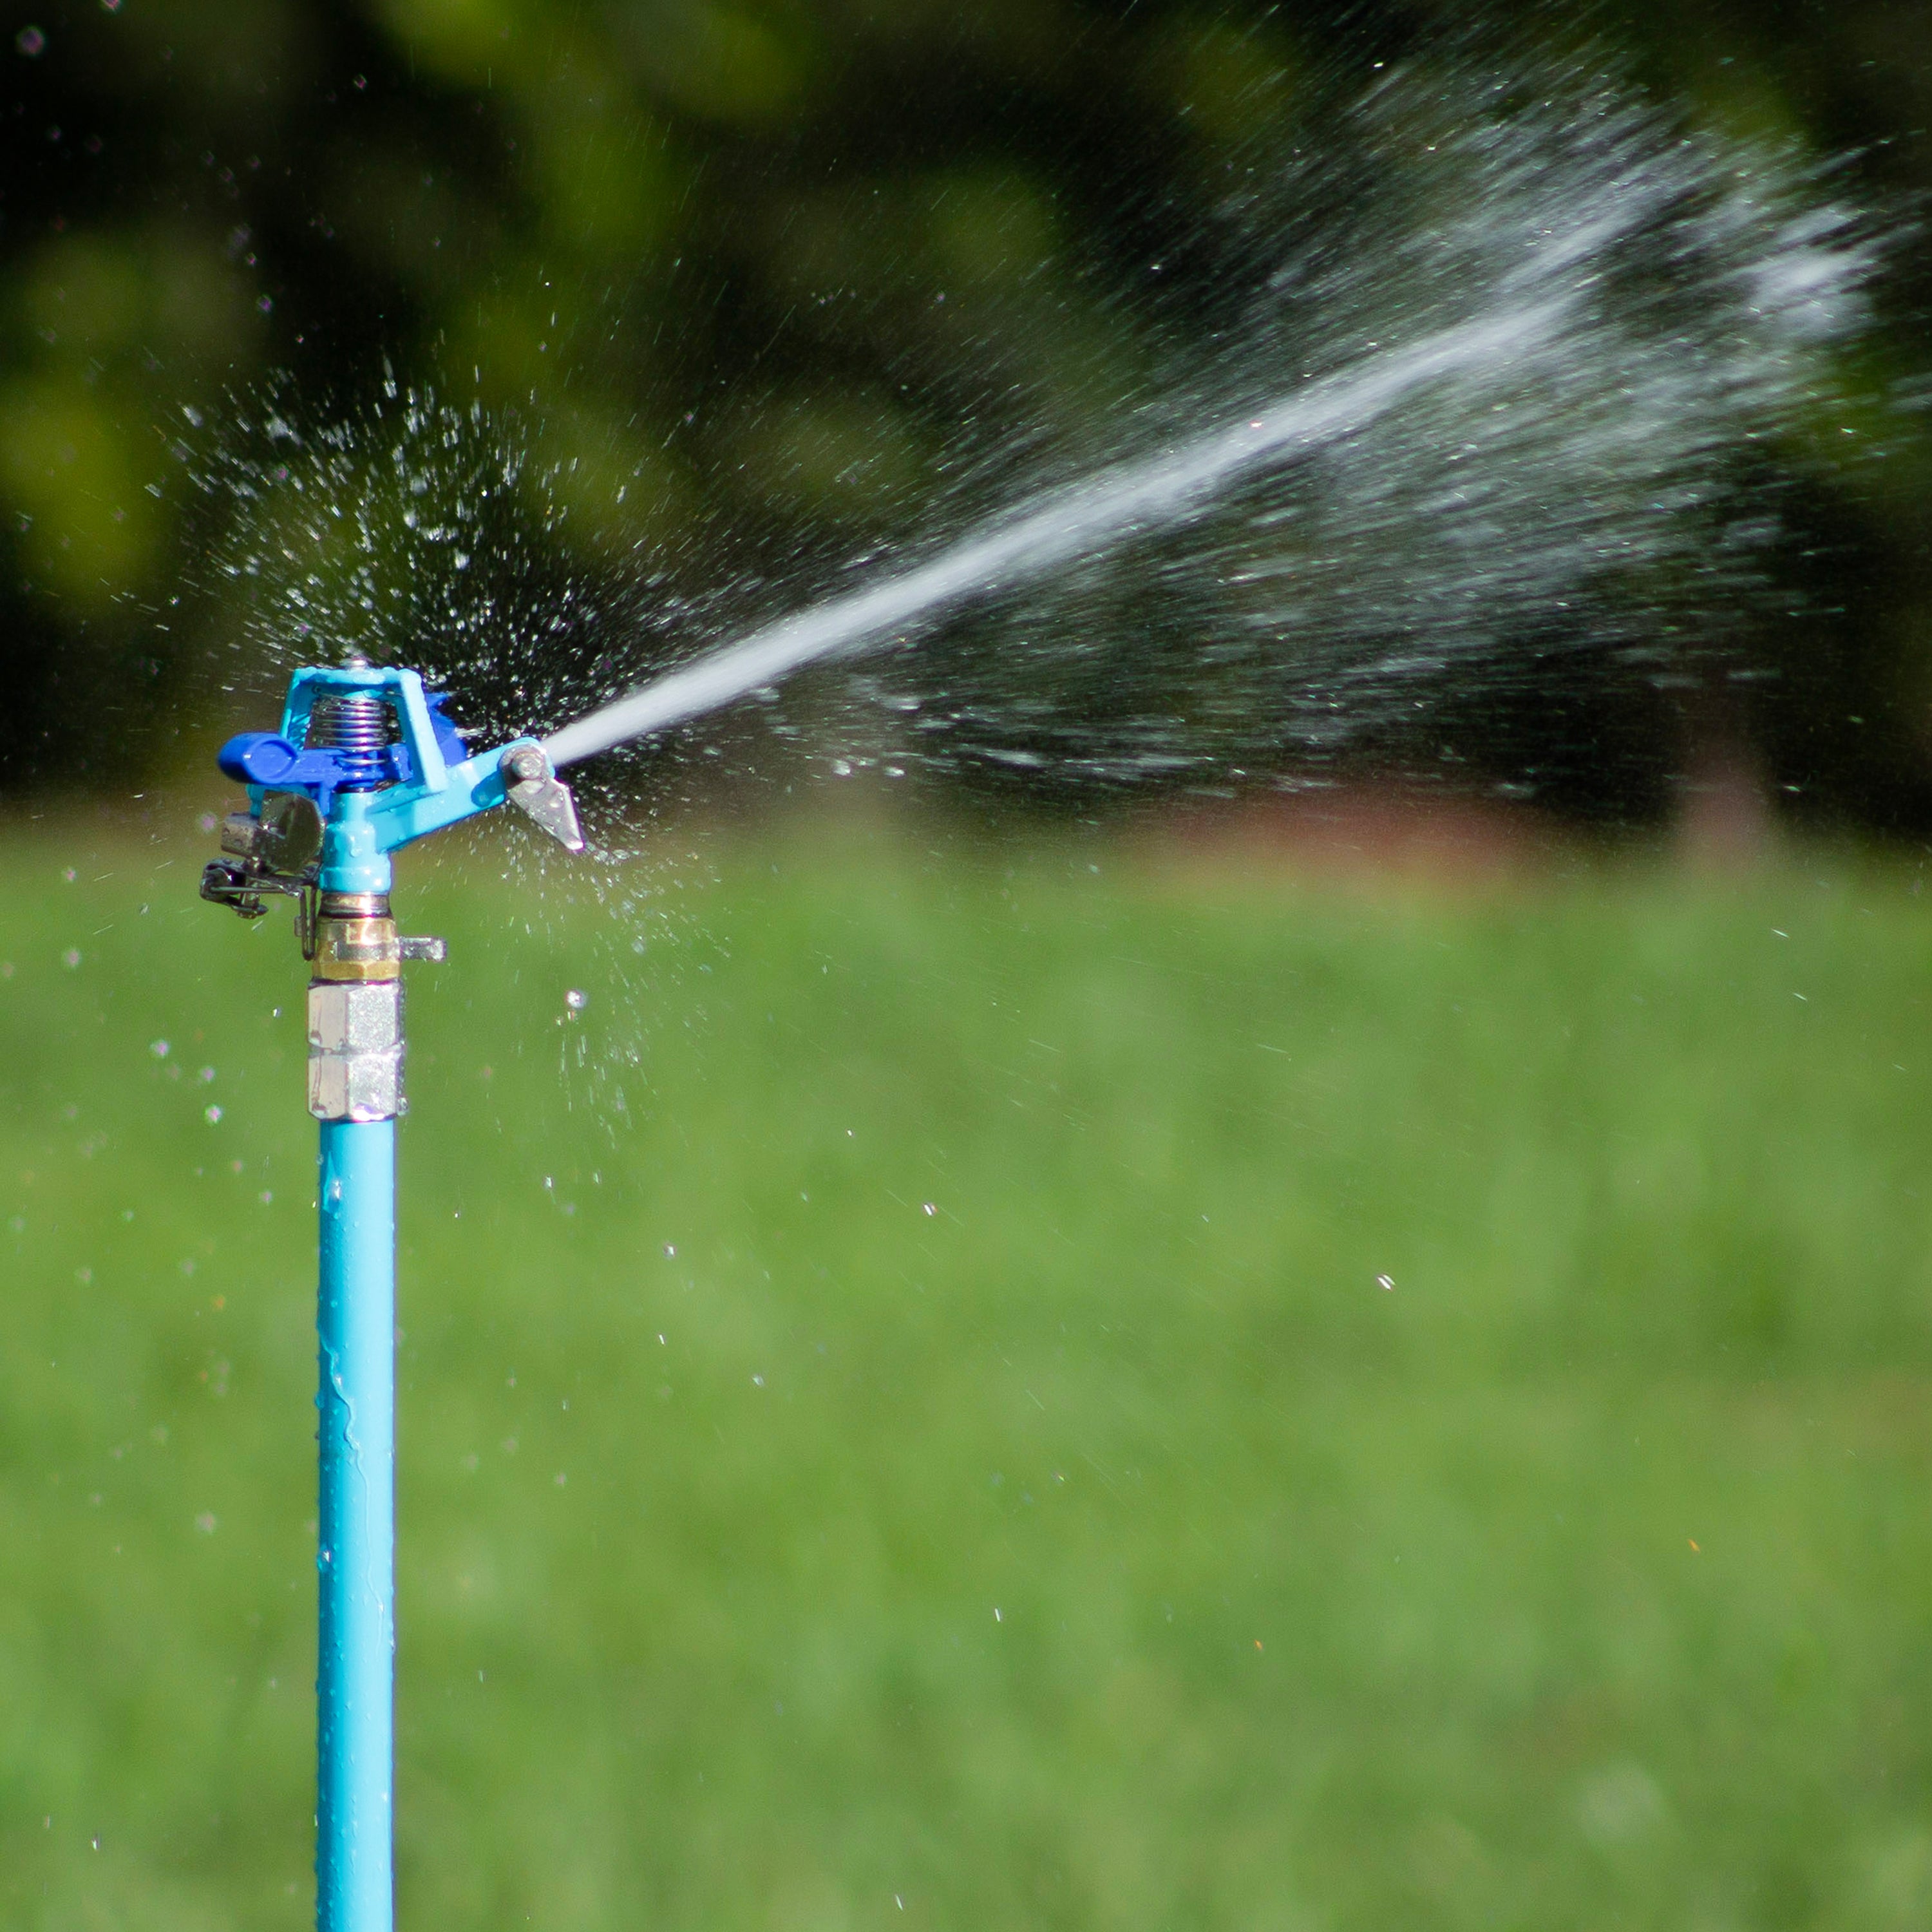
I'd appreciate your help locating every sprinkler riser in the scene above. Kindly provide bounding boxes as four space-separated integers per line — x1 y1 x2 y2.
316 1115 395 1932
203 665 586 1932
311 846 401 1931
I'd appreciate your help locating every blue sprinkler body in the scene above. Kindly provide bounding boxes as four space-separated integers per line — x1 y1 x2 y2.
202 663 583 1932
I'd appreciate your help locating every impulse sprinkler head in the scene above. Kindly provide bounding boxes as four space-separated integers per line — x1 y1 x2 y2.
196 661 583 1932
204 660 583 927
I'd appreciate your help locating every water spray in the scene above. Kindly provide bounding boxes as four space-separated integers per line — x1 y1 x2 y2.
200 659 583 1932
182 79 1885 1925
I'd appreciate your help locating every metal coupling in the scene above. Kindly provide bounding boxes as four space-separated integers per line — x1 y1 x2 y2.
305 892 444 1121
308 981 404 1122
312 915 399 981
307 893 447 980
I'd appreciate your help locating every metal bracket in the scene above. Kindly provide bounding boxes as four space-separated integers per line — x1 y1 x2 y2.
204 791 326 922
202 858 307 920
500 746 586 851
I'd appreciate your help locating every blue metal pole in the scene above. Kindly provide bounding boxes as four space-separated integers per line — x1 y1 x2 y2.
202 663 585 1932
312 791 401 1932
316 1116 396 1932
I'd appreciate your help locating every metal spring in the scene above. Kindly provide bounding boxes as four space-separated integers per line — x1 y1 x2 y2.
307 692 393 789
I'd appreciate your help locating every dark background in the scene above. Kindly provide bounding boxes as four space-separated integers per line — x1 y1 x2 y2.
0 0 1927 830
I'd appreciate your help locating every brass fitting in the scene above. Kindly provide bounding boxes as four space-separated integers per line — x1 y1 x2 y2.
313 894 396 981
302 893 445 1119
306 893 445 981
312 914 402 983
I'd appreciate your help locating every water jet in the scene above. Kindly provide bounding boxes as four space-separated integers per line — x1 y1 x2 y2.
193 80 1888 1921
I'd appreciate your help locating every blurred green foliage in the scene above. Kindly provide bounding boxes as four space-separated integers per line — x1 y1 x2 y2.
0 1 1927 819
5 823 1932 1925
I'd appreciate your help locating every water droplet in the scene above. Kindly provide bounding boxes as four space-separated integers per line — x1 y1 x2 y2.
564 988 587 1012
204 1104 223 1124
149 1039 170 1059
16 26 46 57
61 949 81 970
194 1512 217 1534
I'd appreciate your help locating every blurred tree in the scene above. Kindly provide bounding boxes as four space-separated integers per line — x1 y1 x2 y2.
0 0 1925 827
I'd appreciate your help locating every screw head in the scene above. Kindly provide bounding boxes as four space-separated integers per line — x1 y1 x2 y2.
505 747 546 784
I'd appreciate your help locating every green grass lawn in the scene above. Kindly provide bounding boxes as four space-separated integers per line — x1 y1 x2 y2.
4 812 1932 1931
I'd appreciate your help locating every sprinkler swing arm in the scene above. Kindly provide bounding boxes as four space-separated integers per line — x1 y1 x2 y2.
204 661 582 916
200 661 583 1932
